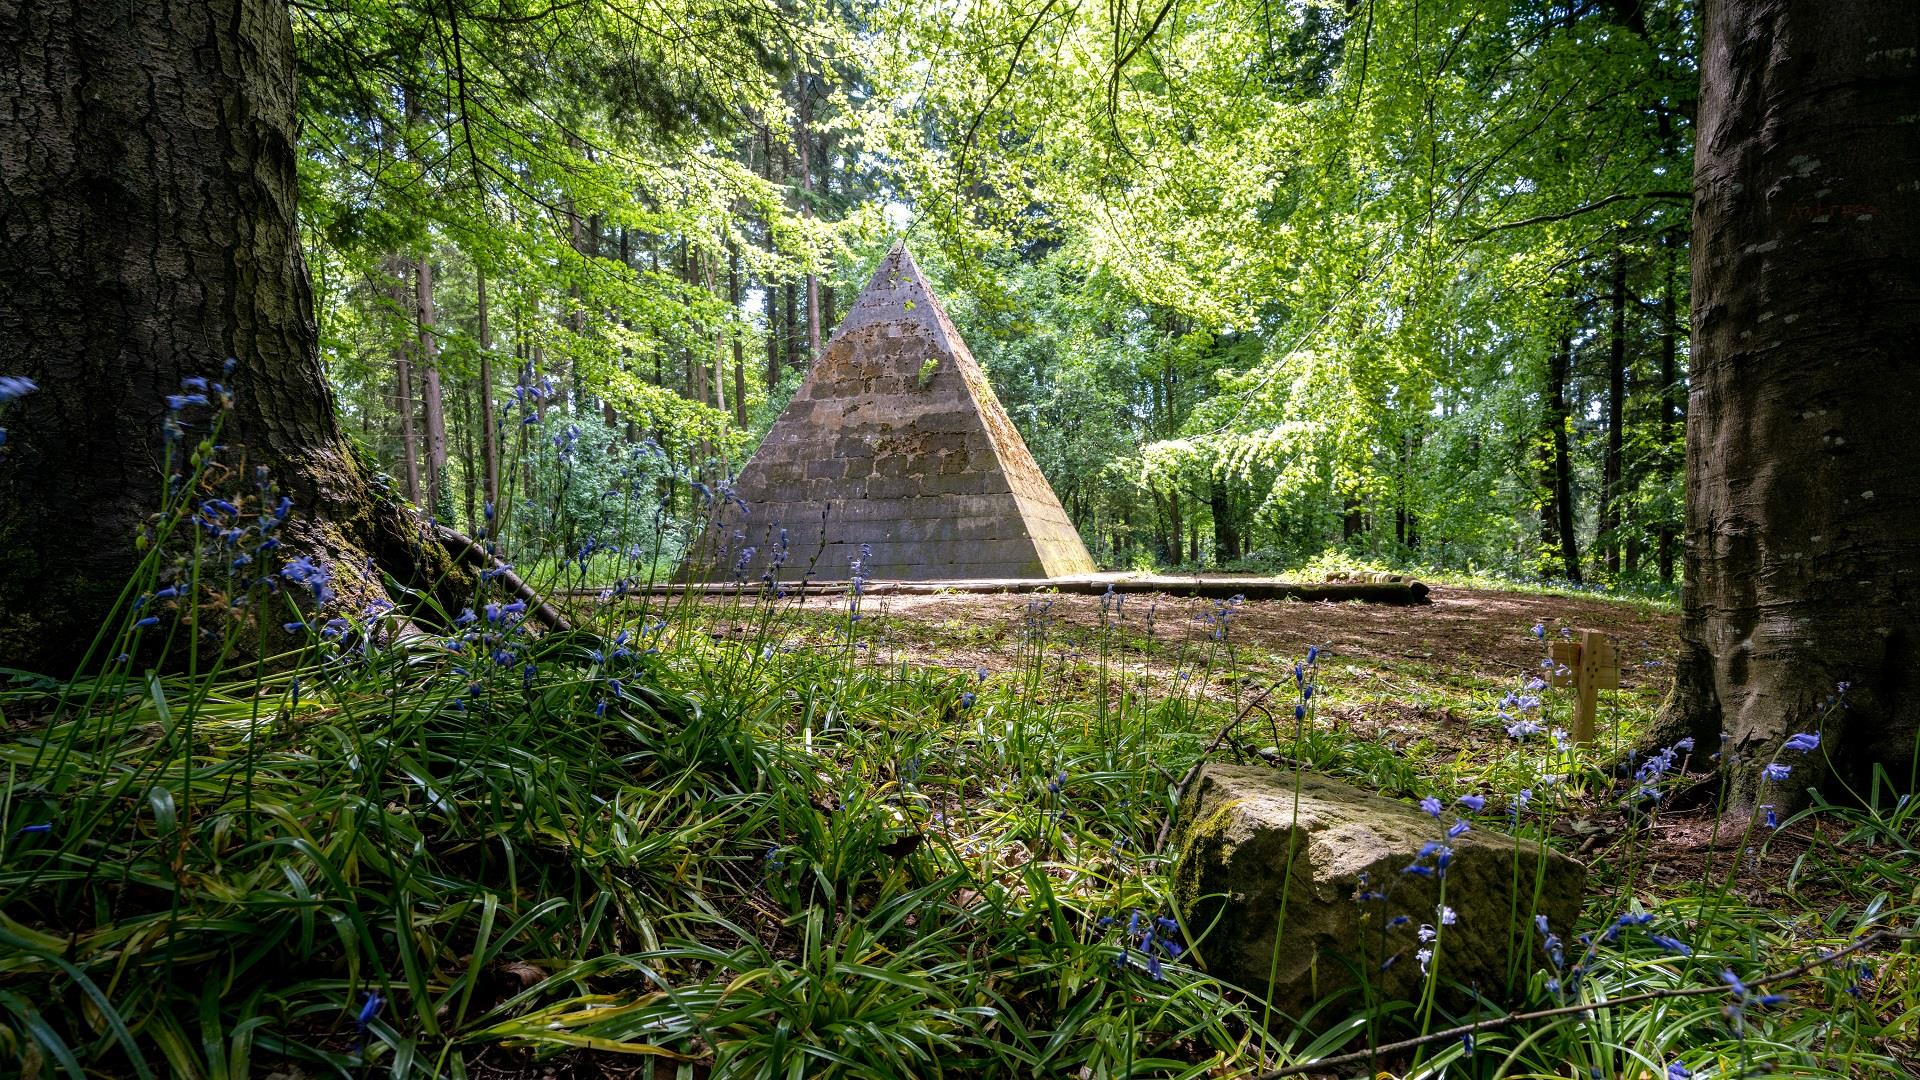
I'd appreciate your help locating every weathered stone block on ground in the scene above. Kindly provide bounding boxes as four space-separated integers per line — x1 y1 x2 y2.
1170 764 1583 1026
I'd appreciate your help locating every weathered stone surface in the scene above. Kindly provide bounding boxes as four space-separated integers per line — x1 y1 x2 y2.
691 243 1096 581
1170 764 1583 1025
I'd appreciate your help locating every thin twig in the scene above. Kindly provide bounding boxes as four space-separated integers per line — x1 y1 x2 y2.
1153 682 1279 853
1252 927 1916 1079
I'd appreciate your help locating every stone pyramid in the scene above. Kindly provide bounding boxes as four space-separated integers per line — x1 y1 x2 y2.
700 243 1096 581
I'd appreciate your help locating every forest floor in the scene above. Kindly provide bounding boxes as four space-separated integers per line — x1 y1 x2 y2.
679 583 1845 907
692 582 1680 766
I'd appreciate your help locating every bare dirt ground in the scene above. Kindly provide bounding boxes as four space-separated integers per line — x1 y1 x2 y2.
857 582 1680 686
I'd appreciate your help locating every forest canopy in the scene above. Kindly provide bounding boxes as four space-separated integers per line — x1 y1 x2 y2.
295 0 1695 587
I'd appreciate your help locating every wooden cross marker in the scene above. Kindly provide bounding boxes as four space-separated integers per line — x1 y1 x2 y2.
1547 630 1619 746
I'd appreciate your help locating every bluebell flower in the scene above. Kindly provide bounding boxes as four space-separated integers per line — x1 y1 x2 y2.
1294 703 1306 721
1419 796 1443 817
1763 763 1792 782
1447 819 1469 838
1783 732 1820 753
1532 623 1545 640
1307 644 1320 664
1649 934 1692 956
134 616 160 630
961 691 976 708
356 991 384 1032
0 375 38 401
1667 1063 1690 1080
1457 795 1486 813
281 555 332 601
17 823 51 835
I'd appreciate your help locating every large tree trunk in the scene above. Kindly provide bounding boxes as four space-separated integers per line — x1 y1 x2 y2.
1661 0 1920 808
0 0 465 674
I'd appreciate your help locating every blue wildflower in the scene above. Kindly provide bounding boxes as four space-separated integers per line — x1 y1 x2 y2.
1649 934 1693 956
1420 796 1443 817
133 616 160 630
0 375 38 401
1763 762 1792 782
1783 732 1820 753
1457 795 1486 813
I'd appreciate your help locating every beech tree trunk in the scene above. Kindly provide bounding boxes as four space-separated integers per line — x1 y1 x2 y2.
1661 0 1920 807
0 0 463 673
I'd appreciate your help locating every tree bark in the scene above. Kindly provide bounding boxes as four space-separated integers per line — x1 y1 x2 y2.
1548 325 1583 583
797 79 822 364
392 257 423 504
1600 249 1628 576
1210 476 1242 563
477 269 500 520
728 244 747 427
0 0 467 673
1656 235 1681 585
1660 0 1920 808
416 254 450 522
